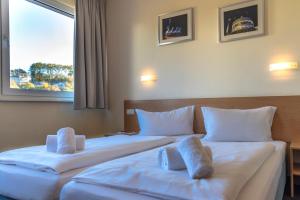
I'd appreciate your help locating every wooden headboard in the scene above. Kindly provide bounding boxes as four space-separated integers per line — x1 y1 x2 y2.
124 96 300 142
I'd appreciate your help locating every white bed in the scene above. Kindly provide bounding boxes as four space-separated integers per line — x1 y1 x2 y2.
60 140 286 200
0 135 175 200
0 164 86 200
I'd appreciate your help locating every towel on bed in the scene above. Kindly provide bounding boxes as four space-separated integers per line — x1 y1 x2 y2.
57 127 76 154
75 135 86 151
46 135 86 153
158 146 185 170
46 135 57 153
158 146 212 171
178 136 213 179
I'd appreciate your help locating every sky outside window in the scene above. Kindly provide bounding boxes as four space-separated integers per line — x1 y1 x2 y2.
9 0 74 92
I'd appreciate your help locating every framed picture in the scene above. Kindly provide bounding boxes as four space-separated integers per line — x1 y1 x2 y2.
158 8 193 46
219 0 265 42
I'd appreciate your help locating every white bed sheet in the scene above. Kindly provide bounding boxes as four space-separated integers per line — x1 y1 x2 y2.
60 141 286 200
237 141 286 200
0 134 178 200
0 164 86 200
0 135 174 174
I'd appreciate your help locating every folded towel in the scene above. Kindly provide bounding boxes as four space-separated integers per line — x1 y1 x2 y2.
46 135 86 153
205 146 212 161
75 135 86 151
177 136 213 179
158 147 185 170
46 135 57 153
57 127 76 154
158 146 212 171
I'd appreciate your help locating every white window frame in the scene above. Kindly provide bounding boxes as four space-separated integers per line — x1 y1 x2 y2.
0 0 74 102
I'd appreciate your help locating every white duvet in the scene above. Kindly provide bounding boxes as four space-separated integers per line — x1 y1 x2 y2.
0 135 174 174
73 141 275 200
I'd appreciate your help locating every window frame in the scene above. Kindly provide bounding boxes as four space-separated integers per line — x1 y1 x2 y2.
0 0 75 102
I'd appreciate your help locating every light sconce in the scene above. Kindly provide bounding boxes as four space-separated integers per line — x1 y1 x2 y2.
140 74 157 82
269 62 298 71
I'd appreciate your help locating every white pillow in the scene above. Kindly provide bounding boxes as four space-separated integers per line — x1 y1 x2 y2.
136 106 194 136
201 106 277 142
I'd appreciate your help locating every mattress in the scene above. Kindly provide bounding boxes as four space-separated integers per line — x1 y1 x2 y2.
60 141 286 200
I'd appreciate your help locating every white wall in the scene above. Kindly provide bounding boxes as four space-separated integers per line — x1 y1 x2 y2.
107 0 300 103
1 0 300 151
0 102 120 151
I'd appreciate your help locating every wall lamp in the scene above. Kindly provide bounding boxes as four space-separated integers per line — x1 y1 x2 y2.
140 74 157 82
269 62 298 71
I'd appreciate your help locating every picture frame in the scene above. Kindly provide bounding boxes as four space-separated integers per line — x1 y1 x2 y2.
158 8 194 46
219 0 265 42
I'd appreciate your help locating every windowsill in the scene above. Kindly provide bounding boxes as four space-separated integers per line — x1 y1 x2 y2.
0 95 73 102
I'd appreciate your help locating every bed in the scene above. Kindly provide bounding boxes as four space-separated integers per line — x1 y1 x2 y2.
60 140 286 200
60 96 300 200
0 135 175 200
3 96 300 200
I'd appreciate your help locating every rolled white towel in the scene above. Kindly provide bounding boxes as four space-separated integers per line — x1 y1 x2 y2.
46 135 57 153
158 147 185 170
158 146 212 171
46 135 86 153
178 136 213 179
205 146 212 161
75 135 86 151
57 127 76 154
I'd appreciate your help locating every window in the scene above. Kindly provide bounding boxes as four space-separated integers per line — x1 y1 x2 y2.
1 0 74 101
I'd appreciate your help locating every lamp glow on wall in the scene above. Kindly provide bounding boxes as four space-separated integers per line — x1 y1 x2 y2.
140 74 157 82
269 62 298 71
140 73 157 88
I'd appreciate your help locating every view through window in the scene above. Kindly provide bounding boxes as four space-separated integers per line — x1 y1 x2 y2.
9 0 74 93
